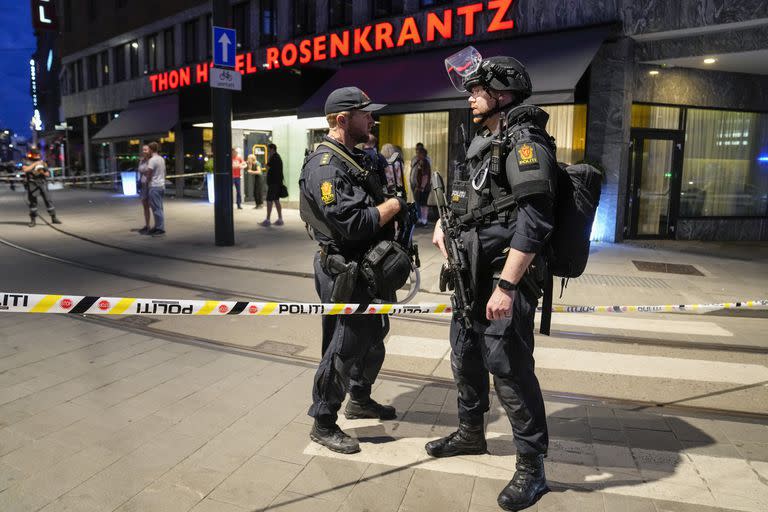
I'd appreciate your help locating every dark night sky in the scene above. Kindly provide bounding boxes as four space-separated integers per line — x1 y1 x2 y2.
0 0 36 139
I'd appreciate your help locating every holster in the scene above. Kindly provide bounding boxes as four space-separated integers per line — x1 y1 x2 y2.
320 249 359 303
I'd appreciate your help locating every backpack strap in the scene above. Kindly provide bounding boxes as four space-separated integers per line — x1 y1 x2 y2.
539 269 553 335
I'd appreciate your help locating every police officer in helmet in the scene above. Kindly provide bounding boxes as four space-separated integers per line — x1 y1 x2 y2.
428 49 556 511
300 87 408 454
21 147 62 227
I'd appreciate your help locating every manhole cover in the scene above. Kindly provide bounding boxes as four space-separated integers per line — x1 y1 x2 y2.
632 261 705 276
120 316 159 327
575 273 671 289
254 340 305 356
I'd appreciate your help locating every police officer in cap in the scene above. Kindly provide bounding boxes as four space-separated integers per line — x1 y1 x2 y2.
300 87 407 454
21 148 62 227
427 50 556 511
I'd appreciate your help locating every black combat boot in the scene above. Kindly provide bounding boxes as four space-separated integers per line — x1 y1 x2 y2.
497 454 549 511
28 217 36 228
424 422 487 458
309 420 360 454
344 398 397 420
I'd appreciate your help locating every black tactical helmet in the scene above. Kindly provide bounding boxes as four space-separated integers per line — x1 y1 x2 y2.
462 56 532 101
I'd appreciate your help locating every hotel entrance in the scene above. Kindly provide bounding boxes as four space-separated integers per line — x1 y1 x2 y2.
625 129 685 239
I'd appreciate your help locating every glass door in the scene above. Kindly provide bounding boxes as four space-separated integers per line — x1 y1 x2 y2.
626 129 684 238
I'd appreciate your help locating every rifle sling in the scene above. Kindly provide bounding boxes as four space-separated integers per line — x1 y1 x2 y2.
458 193 517 225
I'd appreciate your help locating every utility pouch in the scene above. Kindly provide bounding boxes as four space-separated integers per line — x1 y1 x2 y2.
450 180 470 216
360 240 412 298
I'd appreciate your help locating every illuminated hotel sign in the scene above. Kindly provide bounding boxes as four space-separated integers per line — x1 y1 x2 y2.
31 0 59 32
149 0 515 94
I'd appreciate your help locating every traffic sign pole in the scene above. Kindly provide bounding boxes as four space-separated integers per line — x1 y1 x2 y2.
211 0 234 246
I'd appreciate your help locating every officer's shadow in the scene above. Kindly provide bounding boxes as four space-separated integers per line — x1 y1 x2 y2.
345 388 716 498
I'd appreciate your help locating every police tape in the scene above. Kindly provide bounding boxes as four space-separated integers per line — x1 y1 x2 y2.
1 171 206 183
1 292 767 317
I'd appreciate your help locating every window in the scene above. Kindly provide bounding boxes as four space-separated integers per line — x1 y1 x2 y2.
540 104 588 165
260 0 277 45
100 50 109 85
114 46 126 82
328 0 352 29
145 33 158 73
74 59 83 92
128 40 139 78
67 63 76 93
680 109 768 217
631 104 680 130
205 14 213 58
164 28 175 69
372 0 403 18
293 0 315 36
184 20 198 64
232 3 250 50
87 54 98 89
378 112 449 184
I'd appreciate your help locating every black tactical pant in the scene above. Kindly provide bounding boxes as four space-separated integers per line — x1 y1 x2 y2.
27 182 56 219
449 272 548 456
309 252 389 423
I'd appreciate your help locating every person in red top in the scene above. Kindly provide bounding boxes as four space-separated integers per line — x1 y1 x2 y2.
231 147 246 209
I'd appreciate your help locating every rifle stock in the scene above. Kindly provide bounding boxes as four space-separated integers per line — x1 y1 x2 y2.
431 171 473 329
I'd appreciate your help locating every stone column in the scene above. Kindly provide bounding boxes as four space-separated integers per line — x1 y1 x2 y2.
174 122 185 198
584 37 634 243
83 115 91 189
109 142 117 190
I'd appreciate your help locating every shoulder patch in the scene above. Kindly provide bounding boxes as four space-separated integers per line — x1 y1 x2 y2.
320 180 336 205
320 152 332 166
515 143 540 171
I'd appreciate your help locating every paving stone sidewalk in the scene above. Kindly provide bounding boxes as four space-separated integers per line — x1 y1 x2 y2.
1 314 766 512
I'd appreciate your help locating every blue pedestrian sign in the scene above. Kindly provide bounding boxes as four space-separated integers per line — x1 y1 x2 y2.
212 26 236 68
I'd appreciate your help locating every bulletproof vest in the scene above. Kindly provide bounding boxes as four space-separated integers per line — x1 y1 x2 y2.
299 142 389 247
450 105 556 226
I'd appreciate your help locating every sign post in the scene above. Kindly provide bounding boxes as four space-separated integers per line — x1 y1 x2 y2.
211 1 235 246
54 122 73 179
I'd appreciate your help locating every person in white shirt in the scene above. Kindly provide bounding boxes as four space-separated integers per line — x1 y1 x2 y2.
145 141 166 236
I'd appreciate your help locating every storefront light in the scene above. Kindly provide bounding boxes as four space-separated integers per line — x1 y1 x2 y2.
758 155 768 164
648 70 660 76
703 58 717 64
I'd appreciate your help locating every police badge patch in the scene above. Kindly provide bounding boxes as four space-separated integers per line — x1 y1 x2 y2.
320 181 336 205
515 143 540 171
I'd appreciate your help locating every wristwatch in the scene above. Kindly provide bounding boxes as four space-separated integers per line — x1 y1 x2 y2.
497 278 518 292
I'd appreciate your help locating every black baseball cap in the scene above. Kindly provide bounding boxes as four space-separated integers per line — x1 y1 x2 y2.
324 86 386 115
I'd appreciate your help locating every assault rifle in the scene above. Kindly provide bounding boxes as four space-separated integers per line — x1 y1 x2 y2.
431 171 473 329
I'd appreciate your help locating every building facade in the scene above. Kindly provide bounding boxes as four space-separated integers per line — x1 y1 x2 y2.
59 0 768 241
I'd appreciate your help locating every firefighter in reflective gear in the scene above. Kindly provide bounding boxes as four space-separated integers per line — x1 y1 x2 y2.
300 87 407 455
22 150 61 227
429 52 556 511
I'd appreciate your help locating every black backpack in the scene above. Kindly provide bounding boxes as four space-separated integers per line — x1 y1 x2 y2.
539 162 602 335
550 163 603 278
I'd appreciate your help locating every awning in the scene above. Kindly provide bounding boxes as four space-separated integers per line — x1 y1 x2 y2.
92 94 178 141
297 25 614 117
